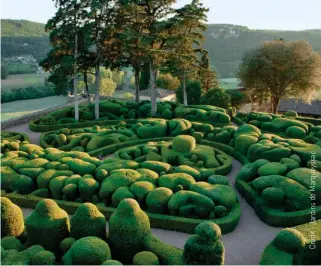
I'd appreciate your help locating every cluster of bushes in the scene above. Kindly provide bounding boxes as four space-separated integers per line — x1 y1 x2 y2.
1 136 239 222
1 197 225 265
35 100 232 127
1 86 55 103
40 118 234 154
235 111 321 144
260 220 321 265
1 131 29 142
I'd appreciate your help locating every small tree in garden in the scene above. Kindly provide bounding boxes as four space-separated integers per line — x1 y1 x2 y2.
200 87 231 108
239 40 321 113
176 80 202 105
198 50 218 92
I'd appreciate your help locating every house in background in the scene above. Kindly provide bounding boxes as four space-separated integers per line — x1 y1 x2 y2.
139 88 176 102
278 99 321 117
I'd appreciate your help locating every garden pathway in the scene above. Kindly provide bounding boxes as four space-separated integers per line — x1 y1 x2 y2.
7 122 281 265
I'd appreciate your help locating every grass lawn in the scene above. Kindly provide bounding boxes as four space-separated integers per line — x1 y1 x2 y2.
219 78 240 90
1 96 68 121
1 73 49 91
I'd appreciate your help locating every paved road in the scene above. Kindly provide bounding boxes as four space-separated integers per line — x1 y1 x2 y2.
10 122 281 265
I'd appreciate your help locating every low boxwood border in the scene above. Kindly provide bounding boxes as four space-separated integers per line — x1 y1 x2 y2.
2 131 30 142
30 117 230 133
235 179 321 227
2 191 241 234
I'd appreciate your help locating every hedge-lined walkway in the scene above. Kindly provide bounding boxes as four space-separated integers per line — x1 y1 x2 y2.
6 122 42 145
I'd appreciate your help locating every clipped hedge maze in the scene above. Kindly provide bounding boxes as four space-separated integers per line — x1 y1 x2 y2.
1 134 240 234
1 197 225 265
30 100 231 132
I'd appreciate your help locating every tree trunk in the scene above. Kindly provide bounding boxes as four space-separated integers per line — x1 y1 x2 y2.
73 31 79 121
149 62 157 116
183 70 187 106
271 96 280 114
95 63 100 120
134 68 140 103
83 70 90 104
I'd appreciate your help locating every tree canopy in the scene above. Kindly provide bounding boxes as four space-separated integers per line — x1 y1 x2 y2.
238 40 321 113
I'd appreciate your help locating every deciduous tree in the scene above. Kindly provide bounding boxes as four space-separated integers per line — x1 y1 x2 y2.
239 40 321 113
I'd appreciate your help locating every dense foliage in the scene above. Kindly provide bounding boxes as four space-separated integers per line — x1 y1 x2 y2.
1 86 55 103
200 88 231 108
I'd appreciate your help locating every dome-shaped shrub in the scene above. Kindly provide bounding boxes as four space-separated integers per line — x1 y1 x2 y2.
49 175 68 199
146 187 173 214
101 260 123 265
274 228 305 253
63 236 111 265
130 181 155 204
31 250 56 265
258 162 287 176
286 126 306 139
70 203 106 239
285 110 298 117
108 199 151 264
111 187 135 207
1 197 24 237
79 178 99 202
261 187 286 206
25 199 70 253
1 236 22 251
60 237 76 254
133 251 159 265
172 135 196 153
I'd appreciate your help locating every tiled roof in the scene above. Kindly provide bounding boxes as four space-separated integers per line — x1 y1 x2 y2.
278 99 321 116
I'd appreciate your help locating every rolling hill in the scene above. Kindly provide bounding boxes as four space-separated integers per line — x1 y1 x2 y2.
2 19 321 77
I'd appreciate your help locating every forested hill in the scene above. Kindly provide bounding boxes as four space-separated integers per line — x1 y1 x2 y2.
204 24 321 78
1 19 47 36
2 19 321 77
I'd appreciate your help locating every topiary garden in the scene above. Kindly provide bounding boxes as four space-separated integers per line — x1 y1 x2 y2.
1 101 321 265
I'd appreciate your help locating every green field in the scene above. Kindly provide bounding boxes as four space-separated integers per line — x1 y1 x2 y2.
1 96 68 121
1 73 49 91
219 78 240 90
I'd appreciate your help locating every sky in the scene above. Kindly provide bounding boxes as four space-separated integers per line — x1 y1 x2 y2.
1 0 321 31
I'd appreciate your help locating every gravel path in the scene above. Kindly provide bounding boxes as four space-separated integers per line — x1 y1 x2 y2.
9 122 281 265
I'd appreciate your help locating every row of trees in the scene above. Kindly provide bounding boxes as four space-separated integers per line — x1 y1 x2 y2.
41 0 216 119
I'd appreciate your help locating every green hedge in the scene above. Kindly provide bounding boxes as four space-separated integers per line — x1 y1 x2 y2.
235 179 321 226
2 192 240 234
1 131 30 142
260 220 321 265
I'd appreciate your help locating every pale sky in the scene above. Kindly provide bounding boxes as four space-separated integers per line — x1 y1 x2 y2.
1 0 321 31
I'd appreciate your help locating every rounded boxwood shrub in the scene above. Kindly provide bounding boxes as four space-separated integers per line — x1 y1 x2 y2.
130 181 155 203
66 159 96 175
60 237 76 254
101 260 123 265
146 187 173 213
159 173 196 191
49 175 68 199
25 199 70 253
1 236 23 251
108 199 151 264
31 250 56 265
286 126 306 139
257 162 287 176
78 178 99 202
136 168 159 185
140 161 171 174
63 236 111 265
62 183 78 201
133 251 159 265
183 221 224 265
1 197 24 237
172 135 196 153
280 158 300 171
207 175 229 185
261 187 286 206
284 110 298 117
70 203 106 239
273 228 305 253
112 187 135 207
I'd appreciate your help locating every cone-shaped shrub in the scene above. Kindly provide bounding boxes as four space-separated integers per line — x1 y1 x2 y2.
1 197 24 237
25 199 70 253
108 199 151 264
70 203 106 239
